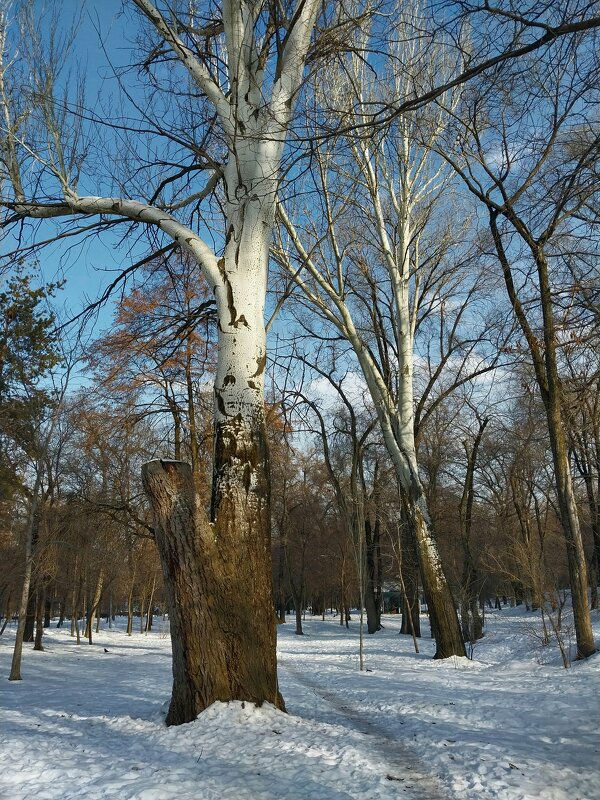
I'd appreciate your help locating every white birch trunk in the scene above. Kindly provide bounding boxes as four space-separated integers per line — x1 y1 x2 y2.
2 0 321 717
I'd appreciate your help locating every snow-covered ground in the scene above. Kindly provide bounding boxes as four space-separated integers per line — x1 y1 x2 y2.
1 607 598 800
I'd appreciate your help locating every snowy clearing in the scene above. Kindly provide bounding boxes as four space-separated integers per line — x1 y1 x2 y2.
1 608 599 800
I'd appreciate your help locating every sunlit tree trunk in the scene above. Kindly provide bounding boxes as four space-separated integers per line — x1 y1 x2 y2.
143 460 284 724
1 0 321 715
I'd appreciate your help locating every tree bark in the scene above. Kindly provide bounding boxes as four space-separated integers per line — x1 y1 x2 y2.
85 569 104 644
33 591 44 651
459 420 487 643
142 459 283 726
9 470 43 681
399 512 421 638
405 493 465 658
364 517 382 634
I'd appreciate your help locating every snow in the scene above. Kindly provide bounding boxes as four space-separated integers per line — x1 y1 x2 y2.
1 607 599 800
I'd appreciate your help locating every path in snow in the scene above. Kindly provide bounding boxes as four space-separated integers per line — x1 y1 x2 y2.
279 658 451 800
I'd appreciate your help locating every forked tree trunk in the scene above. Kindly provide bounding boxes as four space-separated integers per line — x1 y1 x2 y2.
134 0 320 721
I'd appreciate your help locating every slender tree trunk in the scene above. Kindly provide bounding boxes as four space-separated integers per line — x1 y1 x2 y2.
57 597 65 628
339 553 346 627
126 572 135 636
491 214 595 658
0 593 11 635
276 541 287 624
146 576 156 633
9 470 43 681
294 600 303 636
459 421 487 643
364 517 382 634
343 309 465 656
33 590 44 651
575 446 599 610
536 247 594 657
69 558 79 637
85 569 104 644
23 592 36 643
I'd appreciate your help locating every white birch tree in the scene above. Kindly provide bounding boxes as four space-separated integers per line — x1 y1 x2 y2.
0 0 323 720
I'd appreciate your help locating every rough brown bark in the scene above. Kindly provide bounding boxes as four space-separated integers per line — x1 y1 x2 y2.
142 457 283 726
408 495 465 658
399 513 421 638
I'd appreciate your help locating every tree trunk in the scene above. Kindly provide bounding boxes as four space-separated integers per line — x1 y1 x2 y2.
459 421 487 643
9 471 42 681
364 517 382 634
536 247 595 658
406 493 465 658
23 592 36 643
33 591 44 651
146 576 156 633
0 593 11 635
399 513 421 638
490 215 595 658
126 574 135 636
57 597 65 628
276 529 287 624
344 310 465 656
294 601 303 636
85 569 104 644
142 459 283 726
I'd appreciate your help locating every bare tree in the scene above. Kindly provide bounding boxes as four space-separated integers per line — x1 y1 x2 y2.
272 21 502 657
0 0 326 717
440 26 599 657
